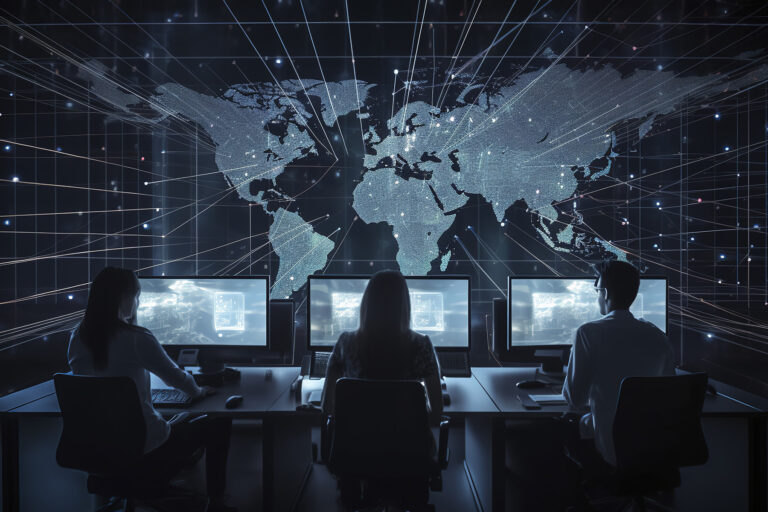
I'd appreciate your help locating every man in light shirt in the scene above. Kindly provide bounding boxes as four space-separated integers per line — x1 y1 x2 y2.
563 260 675 467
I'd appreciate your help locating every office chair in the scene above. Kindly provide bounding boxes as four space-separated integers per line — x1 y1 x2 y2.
578 373 709 512
326 378 450 512
54 373 204 512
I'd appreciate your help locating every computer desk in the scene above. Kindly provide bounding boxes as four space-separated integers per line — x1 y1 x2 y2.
0 367 311 512
2 367 765 512
472 366 768 512
0 368 501 512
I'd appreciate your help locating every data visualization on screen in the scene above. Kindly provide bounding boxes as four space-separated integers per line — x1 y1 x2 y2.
137 277 268 346
508 277 667 347
308 276 470 348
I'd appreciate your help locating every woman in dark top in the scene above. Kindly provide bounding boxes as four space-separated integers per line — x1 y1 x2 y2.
321 270 443 425
68 267 236 512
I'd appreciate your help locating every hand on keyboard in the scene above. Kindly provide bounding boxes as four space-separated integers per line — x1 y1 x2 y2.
199 385 217 398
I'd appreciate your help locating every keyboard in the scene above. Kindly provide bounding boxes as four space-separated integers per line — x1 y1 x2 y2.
151 388 192 407
438 352 470 377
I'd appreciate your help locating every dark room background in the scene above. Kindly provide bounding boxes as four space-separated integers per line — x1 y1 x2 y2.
2 0 768 396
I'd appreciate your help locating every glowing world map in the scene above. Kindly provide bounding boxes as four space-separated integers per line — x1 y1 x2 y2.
79 57 768 298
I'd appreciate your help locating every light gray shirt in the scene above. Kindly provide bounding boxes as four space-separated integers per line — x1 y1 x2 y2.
68 325 201 453
563 309 675 466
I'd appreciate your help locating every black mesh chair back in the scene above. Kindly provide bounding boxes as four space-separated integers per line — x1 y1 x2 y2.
54 373 147 476
612 373 709 474
328 378 433 479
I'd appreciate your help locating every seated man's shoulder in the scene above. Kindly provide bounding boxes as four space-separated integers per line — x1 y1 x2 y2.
575 319 604 337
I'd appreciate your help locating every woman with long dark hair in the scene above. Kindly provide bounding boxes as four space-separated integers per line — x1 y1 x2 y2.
321 270 443 424
68 267 235 512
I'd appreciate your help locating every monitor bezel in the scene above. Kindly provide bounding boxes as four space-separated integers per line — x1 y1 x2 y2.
307 274 472 352
506 274 669 352
136 275 271 356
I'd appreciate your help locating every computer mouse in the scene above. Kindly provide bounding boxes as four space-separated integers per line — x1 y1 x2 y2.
225 395 243 409
265 369 273 380
442 392 451 407
516 380 548 390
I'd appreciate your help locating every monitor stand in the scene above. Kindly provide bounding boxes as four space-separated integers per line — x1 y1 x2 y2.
516 358 565 390
534 349 566 379
539 358 565 376
178 351 241 386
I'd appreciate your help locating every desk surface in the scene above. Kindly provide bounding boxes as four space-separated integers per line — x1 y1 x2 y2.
4 367 300 417
0 380 55 412
3 366 764 418
472 366 763 417
281 375 500 416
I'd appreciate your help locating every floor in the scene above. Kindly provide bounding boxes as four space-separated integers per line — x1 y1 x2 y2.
141 421 479 512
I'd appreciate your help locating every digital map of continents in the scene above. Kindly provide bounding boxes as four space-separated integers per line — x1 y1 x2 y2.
78 57 768 298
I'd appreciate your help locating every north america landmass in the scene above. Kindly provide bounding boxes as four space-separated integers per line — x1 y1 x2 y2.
77 57 768 298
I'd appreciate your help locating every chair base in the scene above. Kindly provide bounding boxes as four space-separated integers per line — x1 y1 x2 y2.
338 477 433 512
581 489 676 512
93 486 208 512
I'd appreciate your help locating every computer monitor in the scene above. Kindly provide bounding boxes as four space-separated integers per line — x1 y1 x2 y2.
136 276 269 348
507 276 668 349
307 275 471 351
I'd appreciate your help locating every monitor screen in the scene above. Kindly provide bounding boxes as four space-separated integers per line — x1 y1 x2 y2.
508 277 667 347
136 277 269 346
308 276 470 349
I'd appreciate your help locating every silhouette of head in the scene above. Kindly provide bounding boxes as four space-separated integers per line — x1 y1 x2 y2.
358 269 411 336
594 260 640 314
78 267 140 369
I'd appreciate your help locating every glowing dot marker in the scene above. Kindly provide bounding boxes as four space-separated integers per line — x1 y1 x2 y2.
11 176 19 182
714 113 720 119
394 69 399 75
275 58 282 64
67 295 74 300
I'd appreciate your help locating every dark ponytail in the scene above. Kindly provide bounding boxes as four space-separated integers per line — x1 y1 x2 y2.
77 267 139 369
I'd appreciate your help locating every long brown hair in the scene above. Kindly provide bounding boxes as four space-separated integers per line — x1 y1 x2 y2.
77 267 139 369
357 270 412 378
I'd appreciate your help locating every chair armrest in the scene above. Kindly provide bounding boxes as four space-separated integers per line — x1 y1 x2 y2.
438 415 450 469
187 413 209 424
559 412 582 424
321 414 334 463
